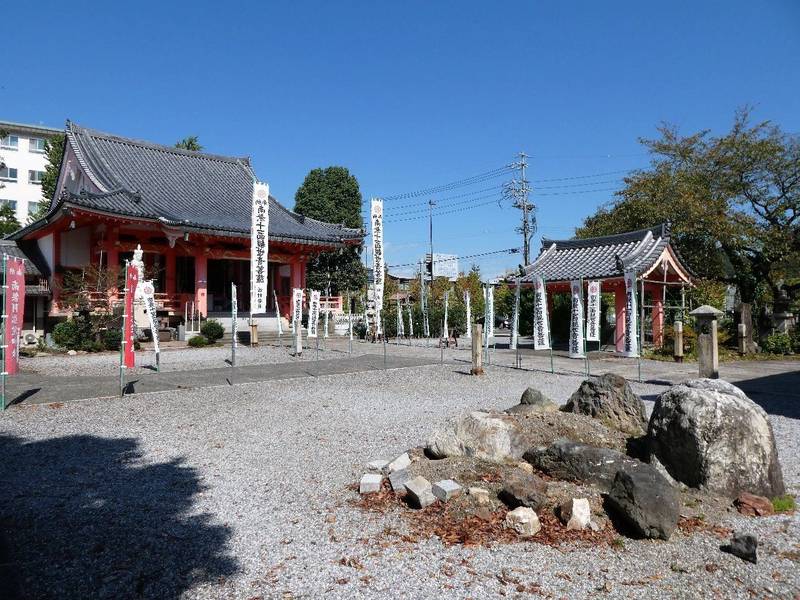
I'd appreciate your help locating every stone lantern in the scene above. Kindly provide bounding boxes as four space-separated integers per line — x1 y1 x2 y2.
689 305 724 379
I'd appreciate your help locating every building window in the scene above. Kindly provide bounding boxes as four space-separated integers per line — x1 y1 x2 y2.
0 135 18 150
0 167 17 182
176 256 196 293
28 170 45 184
28 201 40 215
29 137 46 153
0 199 17 211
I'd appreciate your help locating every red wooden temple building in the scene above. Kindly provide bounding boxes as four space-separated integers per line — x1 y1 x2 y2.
10 122 362 331
520 224 694 352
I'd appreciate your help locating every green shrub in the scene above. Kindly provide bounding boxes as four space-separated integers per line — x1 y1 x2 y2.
789 327 800 353
102 329 122 351
52 319 92 350
771 494 796 513
188 335 207 348
762 333 792 355
81 340 104 353
201 319 224 342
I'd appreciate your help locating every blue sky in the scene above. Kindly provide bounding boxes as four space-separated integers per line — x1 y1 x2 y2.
4 1 799 277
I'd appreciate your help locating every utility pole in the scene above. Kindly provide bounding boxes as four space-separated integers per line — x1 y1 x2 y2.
504 152 534 265
428 199 436 286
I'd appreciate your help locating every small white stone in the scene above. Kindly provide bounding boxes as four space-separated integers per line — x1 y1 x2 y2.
367 460 389 471
386 452 411 473
405 476 436 508
560 498 592 531
432 479 462 502
505 506 541 536
359 473 383 494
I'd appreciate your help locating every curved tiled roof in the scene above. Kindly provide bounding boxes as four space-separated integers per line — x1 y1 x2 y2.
14 122 362 246
521 223 686 283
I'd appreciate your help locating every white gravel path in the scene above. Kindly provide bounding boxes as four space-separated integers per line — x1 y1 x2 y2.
1 352 798 599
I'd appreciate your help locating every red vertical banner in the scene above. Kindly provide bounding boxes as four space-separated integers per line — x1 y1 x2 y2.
124 263 139 368
4 257 26 376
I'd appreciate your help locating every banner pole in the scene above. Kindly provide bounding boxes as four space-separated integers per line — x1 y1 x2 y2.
638 277 643 383
120 260 128 397
1 255 6 410
382 316 387 369
544 278 554 374
583 278 589 377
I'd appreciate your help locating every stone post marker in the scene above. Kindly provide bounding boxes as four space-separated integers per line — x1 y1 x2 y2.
737 323 747 355
250 322 259 346
690 305 723 379
673 320 684 363
471 324 483 375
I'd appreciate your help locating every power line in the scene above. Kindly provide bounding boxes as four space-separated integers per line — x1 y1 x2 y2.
381 192 503 217
387 247 521 269
384 198 503 223
531 169 634 183
381 165 514 201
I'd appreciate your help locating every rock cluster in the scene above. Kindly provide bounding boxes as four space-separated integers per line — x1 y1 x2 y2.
362 375 785 549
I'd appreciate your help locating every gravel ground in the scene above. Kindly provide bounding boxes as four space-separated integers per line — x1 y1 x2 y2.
1 351 798 599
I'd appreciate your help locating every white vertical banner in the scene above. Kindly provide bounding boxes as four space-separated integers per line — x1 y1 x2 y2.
291 288 303 333
421 272 430 337
464 291 472 338
137 280 160 360
250 181 270 314
510 278 521 350
323 298 329 339
273 289 283 335
586 280 602 342
396 299 404 337
407 302 414 337
485 285 495 338
533 275 551 351
308 290 321 338
624 270 639 357
231 283 238 349
569 280 585 358
443 291 449 337
370 198 385 331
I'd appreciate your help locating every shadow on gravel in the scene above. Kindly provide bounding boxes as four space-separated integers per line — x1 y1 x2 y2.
0 435 237 599
733 369 800 420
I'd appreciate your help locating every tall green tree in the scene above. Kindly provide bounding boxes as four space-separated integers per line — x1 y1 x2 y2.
0 203 21 236
577 109 800 306
294 167 366 293
31 133 67 222
175 136 203 151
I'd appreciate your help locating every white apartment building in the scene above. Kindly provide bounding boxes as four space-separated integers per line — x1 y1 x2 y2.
0 120 63 224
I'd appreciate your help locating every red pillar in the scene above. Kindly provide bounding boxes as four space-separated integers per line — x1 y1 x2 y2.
290 261 303 292
51 230 62 313
651 286 665 348
195 252 208 316
614 283 626 353
165 247 177 295
107 228 120 305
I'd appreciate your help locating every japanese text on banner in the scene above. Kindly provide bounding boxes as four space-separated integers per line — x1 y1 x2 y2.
251 181 270 314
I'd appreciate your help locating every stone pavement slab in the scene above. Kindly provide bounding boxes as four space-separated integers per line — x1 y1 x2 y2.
4 353 436 406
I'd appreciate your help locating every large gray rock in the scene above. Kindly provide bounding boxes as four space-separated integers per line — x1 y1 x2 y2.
648 379 785 498
523 439 643 492
426 411 520 461
605 465 680 540
562 373 648 435
498 472 548 510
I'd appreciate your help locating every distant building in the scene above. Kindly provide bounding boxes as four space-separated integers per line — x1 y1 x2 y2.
423 253 459 280
0 120 62 224
10 121 362 337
